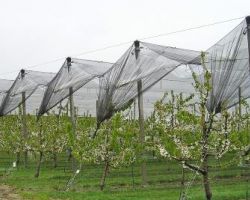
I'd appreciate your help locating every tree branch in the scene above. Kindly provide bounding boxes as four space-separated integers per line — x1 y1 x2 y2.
241 145 250 156
184 161 206 175
169 155 206 175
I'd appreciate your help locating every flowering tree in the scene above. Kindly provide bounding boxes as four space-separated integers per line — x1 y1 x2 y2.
146 54 249 200
72 112 140 190
0 115 22 166
26 114 68 177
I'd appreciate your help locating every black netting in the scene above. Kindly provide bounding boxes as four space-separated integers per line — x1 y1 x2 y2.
0 70 55 116
38 58 112 116
72 81 100 117
96 41 201 124
0 17 249 118
190 17 250 113
0 79 14 107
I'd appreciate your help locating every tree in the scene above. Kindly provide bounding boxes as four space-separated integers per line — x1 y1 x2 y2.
147 53 250 200
72 112 139 190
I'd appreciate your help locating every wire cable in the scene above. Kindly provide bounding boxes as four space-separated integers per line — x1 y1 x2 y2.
0 15 246 77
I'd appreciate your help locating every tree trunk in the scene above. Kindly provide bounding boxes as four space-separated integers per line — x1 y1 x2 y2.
202 170 212 200
53 153 57 168
100 160 109 191
72 156 77 172
34 151 43 178
202 146 212 200
16 152 20 168
24 151 28 168
201 114 213 200
179 166 186 200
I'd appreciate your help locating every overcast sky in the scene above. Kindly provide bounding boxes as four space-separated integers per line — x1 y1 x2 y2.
0 0 249 80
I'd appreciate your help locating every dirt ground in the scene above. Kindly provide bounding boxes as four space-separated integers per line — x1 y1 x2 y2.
0 185 22 200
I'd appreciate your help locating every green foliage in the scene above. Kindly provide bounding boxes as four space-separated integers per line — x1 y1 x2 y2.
146 52 249 171
72 113 140 168
146 91 202 161
0 115 22 153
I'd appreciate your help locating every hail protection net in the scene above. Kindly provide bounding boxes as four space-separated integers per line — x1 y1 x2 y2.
97 41 201 124
0 70 55 116
123 65 200 119
0 79 14 106
190 18 250 113
38 58 113 116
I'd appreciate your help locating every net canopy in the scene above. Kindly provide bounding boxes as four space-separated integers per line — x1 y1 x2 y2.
96 41 201 124
38 58 113 116
0 70 55 116
191 17 250 113
0 17 249 119
0 79 14 106
124 65 199 118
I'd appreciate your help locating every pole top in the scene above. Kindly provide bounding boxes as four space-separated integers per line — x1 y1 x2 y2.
66 57 71 62
66 57 72 71
134 40 140 48
66 57 71 63
20 69 25 78
246 16 250 25
134 40 140 59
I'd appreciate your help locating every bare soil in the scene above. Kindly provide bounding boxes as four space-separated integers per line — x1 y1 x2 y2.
0 185 22 200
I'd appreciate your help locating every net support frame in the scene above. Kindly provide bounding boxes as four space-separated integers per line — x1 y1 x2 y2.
66 57 77 171
246 16 250 70
66 57 76 131
20 69 28 168
238 87 242 131
134 40 147 186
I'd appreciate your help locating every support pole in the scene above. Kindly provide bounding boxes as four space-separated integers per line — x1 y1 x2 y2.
238 87 242 132
133 99 136 120
224 112 229 138
20 69 28 168
67 57 77 171
137 80 147 186
16 105 22 167
170 90 175 128
246 16 250 70
66 57 76 131
245 16 250 147
134 40 147 186
96 100 98 121
69 87 76 130
247 107 250 144
246 15 250 134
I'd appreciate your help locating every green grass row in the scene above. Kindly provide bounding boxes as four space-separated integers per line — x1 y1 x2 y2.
0 152 249 200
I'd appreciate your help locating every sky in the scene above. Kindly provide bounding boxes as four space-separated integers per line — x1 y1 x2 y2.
0 0 250 80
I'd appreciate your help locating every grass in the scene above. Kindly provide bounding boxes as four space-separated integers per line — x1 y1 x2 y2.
0 152 249 200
